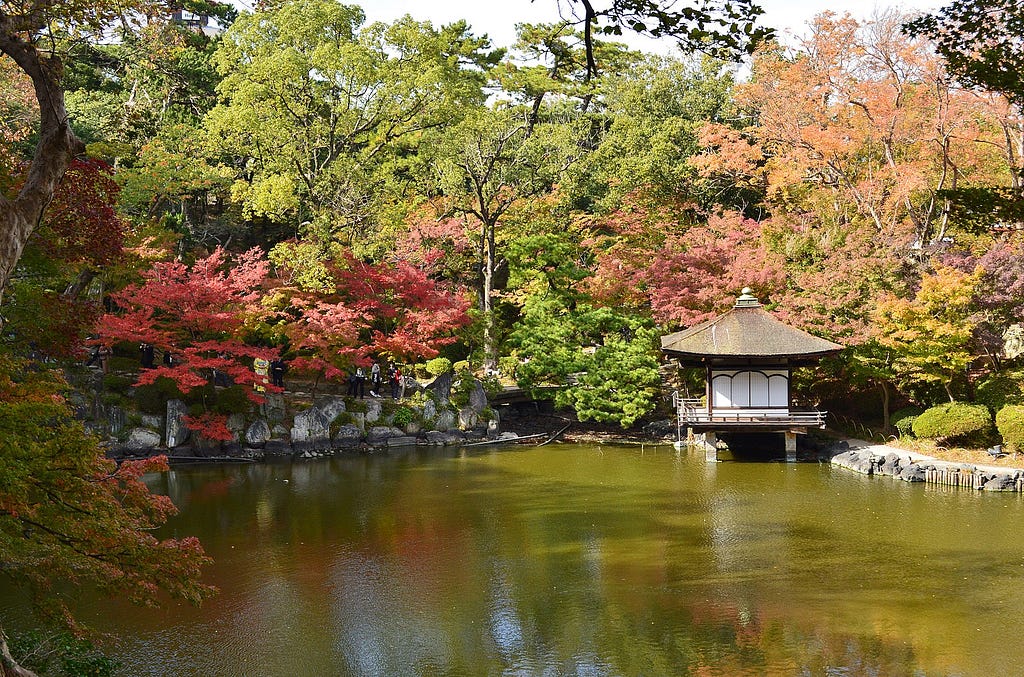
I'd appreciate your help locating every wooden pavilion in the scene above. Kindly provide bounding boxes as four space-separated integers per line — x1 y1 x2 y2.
660 288 843 461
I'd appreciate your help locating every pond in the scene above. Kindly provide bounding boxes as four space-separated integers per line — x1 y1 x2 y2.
14 443 1024 675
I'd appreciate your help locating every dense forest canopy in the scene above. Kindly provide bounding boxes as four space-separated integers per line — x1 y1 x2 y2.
2 0 1024 669
0 0 1021 451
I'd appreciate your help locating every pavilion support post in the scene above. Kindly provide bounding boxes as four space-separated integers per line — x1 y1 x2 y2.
702 431 718 462
784 431 797 462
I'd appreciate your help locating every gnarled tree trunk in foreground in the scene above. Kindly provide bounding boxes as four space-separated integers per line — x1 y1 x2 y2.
0 14 84 327
0 627 37 677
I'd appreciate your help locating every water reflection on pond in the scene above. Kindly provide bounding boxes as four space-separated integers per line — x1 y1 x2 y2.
70 445 1024 674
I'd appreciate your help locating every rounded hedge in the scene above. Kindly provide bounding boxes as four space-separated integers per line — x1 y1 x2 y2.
911 402 993 445
425 357 452 376
976 369 1024 412
892 406 924 438
996 405 1024 452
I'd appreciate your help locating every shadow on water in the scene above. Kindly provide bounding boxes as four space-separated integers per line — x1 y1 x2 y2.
718 432 789 461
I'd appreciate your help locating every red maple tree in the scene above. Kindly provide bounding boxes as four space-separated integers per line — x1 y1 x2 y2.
96 247 279 435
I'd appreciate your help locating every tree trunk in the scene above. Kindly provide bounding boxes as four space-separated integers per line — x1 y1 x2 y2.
481 220 497 372
0 23 85 327
879 381 891 432
0 627 38 677
62 268 96 301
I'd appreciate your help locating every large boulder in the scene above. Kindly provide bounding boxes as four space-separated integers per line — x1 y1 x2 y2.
226 413 246 437
424 430 465 445
107 405 127 437
291 408 331 451
364 399 382 424
427 371 454 402
261 393 287 424
642 419 676 439
245 419 271 448
831 450 874 475
435 409 457 431
899 464 927 482
421 398 437 422
878 453 904 477
333 424 363 448
165 399 190 448
315 396 347 424
387 436 418 448
468 380 488 413
366 426 405 446
124 427 161 452
141 414 164 430
982 473 1019 491
458 407 479 430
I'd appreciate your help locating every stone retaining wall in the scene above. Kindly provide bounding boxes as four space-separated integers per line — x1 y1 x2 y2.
831 443 1024 492
106 373 512 460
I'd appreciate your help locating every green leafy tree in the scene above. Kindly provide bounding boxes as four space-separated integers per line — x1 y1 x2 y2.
553 0 773 79
507 230 660 427
584 55 738 209
904 0 1024 107
434 106 586 369
904 1 1024 229
207 0 498 240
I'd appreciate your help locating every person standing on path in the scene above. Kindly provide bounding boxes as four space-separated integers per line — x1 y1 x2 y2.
355 365 366 398
270 358 287 388
370 360 382 397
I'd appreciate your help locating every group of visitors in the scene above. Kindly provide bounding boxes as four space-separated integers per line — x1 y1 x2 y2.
253 357 289 392
347 360 404 399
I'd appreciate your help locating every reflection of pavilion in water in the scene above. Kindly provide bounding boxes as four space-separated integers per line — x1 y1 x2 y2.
662 289 843 461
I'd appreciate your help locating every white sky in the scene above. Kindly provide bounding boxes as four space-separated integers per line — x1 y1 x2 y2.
348 0 947 52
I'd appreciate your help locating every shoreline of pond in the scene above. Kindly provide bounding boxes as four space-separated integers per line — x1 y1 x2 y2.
829 437 1024 492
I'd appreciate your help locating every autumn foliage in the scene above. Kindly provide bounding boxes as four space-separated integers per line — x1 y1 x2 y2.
97 246 277 393
0 356 214 627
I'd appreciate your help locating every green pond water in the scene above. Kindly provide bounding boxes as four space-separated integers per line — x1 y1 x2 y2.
12 443 1024 676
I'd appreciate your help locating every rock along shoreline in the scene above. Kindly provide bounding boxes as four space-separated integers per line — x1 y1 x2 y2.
830 439 1024 492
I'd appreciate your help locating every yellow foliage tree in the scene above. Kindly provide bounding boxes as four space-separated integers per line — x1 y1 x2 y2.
873 265 982 402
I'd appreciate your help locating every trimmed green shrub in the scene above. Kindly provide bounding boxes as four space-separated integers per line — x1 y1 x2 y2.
135 376 183 415
452 360 469 374
106 356 138 373
102 373 134 394
425 357 452 376
391 406 415 426
912 402 994 445
976 369 1024 412
892 406 924 438
212 385 251 415
996 405 1024 452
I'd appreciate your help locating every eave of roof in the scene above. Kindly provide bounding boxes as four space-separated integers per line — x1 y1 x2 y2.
660 305 844 361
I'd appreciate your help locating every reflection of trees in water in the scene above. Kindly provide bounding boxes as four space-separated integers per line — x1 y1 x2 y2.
133 448 1017 675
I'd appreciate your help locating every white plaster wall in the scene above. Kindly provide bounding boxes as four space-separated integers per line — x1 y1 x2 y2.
710 369 789 410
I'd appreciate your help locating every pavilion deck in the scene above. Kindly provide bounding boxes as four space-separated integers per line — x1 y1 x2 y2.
673 397 827 431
